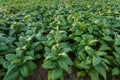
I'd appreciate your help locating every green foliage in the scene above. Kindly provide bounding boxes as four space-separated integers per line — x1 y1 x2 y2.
1 0 120 80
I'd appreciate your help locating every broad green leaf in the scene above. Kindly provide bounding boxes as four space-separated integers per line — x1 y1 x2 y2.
59 55 73 65
0 43 8 51
23 15 32 23
99 44 111 51
42 60 57 69
4 71 19 80
0 56 5 64
46 53 58 60
113 52 120 58
58 58 72 73
92 56 101 66
78 52 86 60
74 30 82 36
3 65 19 80
76 61 90 69
102 36 113 41
2 61 10 69
27 61 37 70
86 56 91 64
112 67 119 75
82 34 93 40
114 47 120 54
74 37 81 42
103 29 111 36
55 32 61 42
11 59 22 64
31 42 40 49
26 50 34 56
88 27 93 33
96 51 107 56
5 54 17 62
85 46 94 56
23 56 34 63
115 38 120 46
88 40 98 45
89 69 99 80
31 42 43 51
77 71 86 77
51 45 58 54
95 66 106 80
20 65 29 77
35 54 41 59
52 68 63 80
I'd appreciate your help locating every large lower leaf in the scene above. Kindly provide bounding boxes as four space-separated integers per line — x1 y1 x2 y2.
95 66 106 80
58 57 72 73
89 69 99 80
5 54 17 62
20 65 29 77
3 64 19 80
52 67 63 80
42 60 57 69
0 43 8 51
92 56 101 66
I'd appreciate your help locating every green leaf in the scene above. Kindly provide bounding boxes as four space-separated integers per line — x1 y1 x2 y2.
2 61 10 69
96 51 107 56
11 59 22 64
89 69 99 80
3 64 19 80
26 50 34 56
85 46 94 56
102 36 113 41
77 71 86 77
74 37 81 42
112 67 119 75
23 56 34 63
0 56 5 64
5 54 17 62
59 54 73 65
88 27 93 33
76 61 90 69
92 56 101 66
86 56 91 64
95 66 106 80
42 60 57 69
114 47 120 54
51 45 58 54
88 40 98 45
0 43 8 51
58 58 72 73
99 44 111 51
115 38 120 46
78 51 86 60
52 68 63 80
20 65 29 77
31 42 40 49
45 53 58 60
35 44 43 51
35 54 41 59
27 61 37 70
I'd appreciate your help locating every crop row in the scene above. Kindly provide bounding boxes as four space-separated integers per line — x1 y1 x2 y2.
0 1 120 80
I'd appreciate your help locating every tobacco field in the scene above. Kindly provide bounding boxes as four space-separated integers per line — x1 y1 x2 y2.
0 0 120 80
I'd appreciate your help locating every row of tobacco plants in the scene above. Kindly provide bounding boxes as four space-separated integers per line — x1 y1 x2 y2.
1 1 120 80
